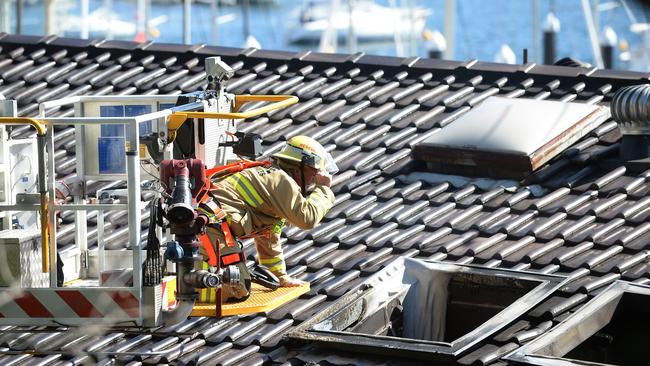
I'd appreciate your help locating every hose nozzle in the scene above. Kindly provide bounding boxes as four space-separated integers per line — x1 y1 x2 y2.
183 270 221 288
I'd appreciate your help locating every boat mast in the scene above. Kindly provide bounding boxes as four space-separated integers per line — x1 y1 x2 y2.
106 0 113 39
444 0 455 59
211 0 219 45
81 0 89 39
137 0 146 41
319 0 340 53
592 0 599 32
532 0 538 63
183 0 192 44
0 0 8 34
408 0 416 56
16 0 23 34
347 0 356 53
45 0 55 35
388 0 405 56
581 0 604 68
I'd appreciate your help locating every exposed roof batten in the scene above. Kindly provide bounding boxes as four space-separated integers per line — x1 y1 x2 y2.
413 96 611 179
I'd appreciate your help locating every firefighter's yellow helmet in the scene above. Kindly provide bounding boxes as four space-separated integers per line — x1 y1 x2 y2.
273 135 338 174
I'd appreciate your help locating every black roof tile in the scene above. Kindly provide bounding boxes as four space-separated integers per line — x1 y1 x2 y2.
510 320 554 345
621 261 650 281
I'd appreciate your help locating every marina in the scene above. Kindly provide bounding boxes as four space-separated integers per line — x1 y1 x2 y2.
0 0 648 70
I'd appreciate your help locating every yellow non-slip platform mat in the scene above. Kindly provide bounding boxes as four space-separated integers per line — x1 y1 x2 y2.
191 282 309 316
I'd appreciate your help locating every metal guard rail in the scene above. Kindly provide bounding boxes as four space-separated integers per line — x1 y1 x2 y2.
0 94 298 273
0 117 50 273
167 94 298 142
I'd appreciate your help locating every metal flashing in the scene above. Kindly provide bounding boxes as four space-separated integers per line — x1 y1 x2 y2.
93 39 143 50
527 64 590 78
470 61 523 74
303 51 353 64
38 35 59 45
193 45 244 57
239 47 258 57
0 33 42 45
401 56 420 68
138 42 195 53
344 52 365 64
411 58 465 71
289 258 566 362
244 49 296 61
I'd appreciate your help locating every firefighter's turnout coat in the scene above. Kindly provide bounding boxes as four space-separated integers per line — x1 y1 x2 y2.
205 164 335 277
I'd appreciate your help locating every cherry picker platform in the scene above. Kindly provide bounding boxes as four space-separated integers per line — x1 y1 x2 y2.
0 57 301 327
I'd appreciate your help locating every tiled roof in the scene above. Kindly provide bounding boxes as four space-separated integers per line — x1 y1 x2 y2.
1 32 650 365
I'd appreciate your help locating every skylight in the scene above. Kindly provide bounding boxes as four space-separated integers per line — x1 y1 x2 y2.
289 258 566 362
505 281 650 366
413 96 610 179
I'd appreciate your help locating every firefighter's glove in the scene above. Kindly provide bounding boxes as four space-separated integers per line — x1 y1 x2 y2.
278 274 307 287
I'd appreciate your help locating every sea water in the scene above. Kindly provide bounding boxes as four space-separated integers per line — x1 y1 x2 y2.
7 0 650 70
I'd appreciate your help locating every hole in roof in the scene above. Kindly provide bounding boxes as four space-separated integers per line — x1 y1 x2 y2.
289 258 565 361
566 293 648 364
354 270 540 343
505 281 650 366
412 96 610 180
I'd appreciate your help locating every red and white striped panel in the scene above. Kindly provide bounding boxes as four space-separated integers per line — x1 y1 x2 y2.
100 269 134 287
99 272 175 311
101 271 176 311
0 288 140 325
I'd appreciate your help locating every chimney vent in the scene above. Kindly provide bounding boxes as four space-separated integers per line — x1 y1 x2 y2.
612 84 650 164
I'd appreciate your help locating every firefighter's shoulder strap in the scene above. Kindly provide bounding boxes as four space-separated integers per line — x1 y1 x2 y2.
206 160 272 183
196 159 271 204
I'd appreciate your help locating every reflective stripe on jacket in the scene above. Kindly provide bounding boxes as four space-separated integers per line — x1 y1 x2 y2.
210 164 335 276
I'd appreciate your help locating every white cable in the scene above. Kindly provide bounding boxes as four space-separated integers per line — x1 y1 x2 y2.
8 154 26 175
9 154 33 192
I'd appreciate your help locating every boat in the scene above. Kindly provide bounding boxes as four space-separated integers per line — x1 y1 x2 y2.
288 0 430 44
59 7 137 38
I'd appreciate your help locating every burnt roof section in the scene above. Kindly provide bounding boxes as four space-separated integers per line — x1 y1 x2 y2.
290 259 567 362
505 280 650 365
1 32 650 365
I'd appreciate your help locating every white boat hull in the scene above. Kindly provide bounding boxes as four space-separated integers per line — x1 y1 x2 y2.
289 1 430 44
290 17 428 43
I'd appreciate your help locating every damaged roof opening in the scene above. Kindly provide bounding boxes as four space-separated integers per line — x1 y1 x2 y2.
289 258 565 362
412 96 610 179
506 281 650 366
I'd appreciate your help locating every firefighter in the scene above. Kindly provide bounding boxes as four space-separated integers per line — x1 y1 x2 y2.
203 135 337 288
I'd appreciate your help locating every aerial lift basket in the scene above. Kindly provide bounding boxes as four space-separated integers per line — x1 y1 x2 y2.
0 57 302 327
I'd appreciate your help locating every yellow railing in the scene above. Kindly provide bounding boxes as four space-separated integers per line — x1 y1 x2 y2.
0 118 50 273
167 94 298 142
0 117 46 135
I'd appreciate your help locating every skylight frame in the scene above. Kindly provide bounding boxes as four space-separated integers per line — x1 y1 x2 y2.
289 259 567 362
504 280 650 366
412 96 611 179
